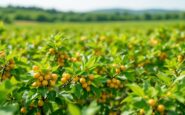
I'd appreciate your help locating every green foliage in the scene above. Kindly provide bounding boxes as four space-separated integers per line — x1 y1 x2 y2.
0 21 185 115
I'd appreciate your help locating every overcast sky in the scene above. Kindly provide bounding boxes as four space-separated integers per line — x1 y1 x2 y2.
0 0 185 12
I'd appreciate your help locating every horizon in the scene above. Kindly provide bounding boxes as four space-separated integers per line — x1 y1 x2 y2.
0 0 185 12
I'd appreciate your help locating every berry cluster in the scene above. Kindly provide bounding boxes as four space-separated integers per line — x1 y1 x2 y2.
49 48 69 67
106 78 123 89
32 66 58 87
140 99 165 115
1 59 15 80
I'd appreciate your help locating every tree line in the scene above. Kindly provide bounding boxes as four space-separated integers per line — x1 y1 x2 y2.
0 6 185 23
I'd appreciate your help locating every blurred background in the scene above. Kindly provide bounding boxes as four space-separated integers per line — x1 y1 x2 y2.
0 0 185 23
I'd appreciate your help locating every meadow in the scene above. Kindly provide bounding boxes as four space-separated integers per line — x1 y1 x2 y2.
0 20 185 115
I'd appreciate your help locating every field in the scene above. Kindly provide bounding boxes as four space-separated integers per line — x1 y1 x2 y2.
0 20 185 115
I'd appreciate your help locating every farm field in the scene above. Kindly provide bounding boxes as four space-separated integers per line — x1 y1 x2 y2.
0 20 185 115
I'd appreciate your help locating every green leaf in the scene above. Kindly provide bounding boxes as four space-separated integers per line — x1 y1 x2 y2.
68 104 81 115
157 72 171 85
127 84 145 97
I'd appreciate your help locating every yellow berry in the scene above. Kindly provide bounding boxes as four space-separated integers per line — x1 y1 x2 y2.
36 81 41 87
32 66 39 71
61 77 67 83
51 74 58 80
88 74 94 81
20 107 26 113
34 73 40 79
44 74 51 80
73 76 79 82
32 82 37 87
120 65 126 71
63 73 70 80
42 80 48 86
50 80 56 86
80 77 86 84
115 68 120 74
148 99 156 107
38 76 44 81
157 104 165 113
86 86 91 92
38 100 44 107
82 82 88 88
49 48 55 54
139 109 145 115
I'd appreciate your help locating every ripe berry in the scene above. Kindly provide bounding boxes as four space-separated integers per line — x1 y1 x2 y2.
88 75 94 80
80 77 86 84
73 76 79 82
157 104 165 113
32 65 39 71
32 82 37 87
36 81 41 87
148 99 156 107
107 79 111 84
42 80 48 86
51 74 58 80
139 109 145 115
50 80 56 86
38 100 44 107
20 107 26 113
86 86 91 92
38 76 44 81
44 74 51 80
63 73 70 79
82 82 88 88
120 65 126 71
49 48 55 54
112 78 117 83
61 77 67 83
116 68 120 74
34 73 40 79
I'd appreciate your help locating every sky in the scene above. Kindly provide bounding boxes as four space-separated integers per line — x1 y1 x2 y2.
0 0 185 12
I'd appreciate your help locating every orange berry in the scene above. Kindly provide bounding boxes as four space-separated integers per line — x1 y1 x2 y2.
116 79 121 85
61 77 67 83
49 48 55 54
44 74 51 80
86 86 91 92
112 78 117 83
42 80 48 86
36 81 41 87
82 82 88 88
148 99 156 107
20 107 26 113
88 74 94 81
80 77 86 84
51 74 58 80
139 109 145 115
73 76 79 82
34 73 40 79
38 100 44 107
87 81 92 85
120 65 126 71
50 80 56 86
32 82 37 87
62 73 70 80
116 68 120 74
107 79 111 84
32 66 39 71
157 104 165 113
38 76 44 81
